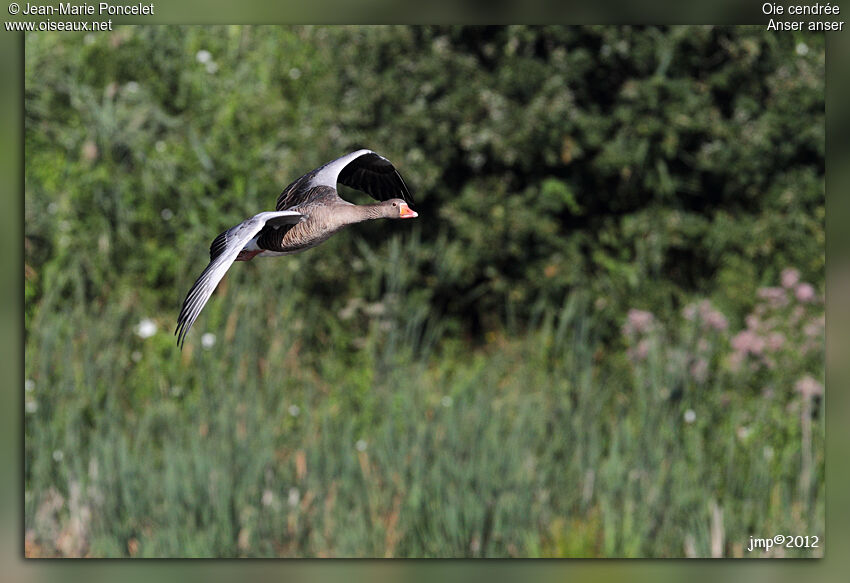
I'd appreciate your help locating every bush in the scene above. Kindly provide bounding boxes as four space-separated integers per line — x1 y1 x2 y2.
26 26 824 336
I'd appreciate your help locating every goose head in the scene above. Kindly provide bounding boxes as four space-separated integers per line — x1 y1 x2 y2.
383 199 418 219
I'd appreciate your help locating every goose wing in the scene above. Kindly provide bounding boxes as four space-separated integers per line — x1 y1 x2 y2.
175 210 303 348
276 149 414 210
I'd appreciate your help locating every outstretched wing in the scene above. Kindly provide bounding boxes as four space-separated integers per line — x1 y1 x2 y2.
175 210 303 348
276 149 414 210
337 151 414 205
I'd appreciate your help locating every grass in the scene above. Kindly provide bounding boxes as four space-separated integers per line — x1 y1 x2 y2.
24 252 824 557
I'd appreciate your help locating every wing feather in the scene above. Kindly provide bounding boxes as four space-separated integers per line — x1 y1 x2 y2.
175 211 302 348
209 229 229 261
276 150 414 210
337 152 414 206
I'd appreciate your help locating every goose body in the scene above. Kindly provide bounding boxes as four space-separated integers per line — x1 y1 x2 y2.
175 149 416 347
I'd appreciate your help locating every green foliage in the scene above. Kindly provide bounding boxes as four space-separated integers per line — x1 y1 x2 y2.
25 25 824 333
24 26 824 557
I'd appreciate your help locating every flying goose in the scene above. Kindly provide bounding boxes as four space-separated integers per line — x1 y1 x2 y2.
175 149 416 348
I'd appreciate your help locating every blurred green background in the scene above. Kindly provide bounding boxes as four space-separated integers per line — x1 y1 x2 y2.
23 25 823 558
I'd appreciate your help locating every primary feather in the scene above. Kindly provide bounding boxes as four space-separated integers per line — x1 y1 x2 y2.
175 211 303 347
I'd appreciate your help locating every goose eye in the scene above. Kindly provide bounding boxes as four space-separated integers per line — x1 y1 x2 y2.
392 202 397 207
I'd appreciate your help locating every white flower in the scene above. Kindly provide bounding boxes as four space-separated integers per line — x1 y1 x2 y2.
796 43 809 56
155 141 167 153
25 379 35 393
131 351 142 362
52 450 64 462
355 439 367 452
262 489 275 507
136 318 158 339
124 81 139 93
205 61 218 74
287 487 300 507
160 208 173 220
288 404 300 417
26 401 38 414
288 67 301 80
683 409 696 424
196 50 212 64
201 333 216 349
364 302 386 317
440 396 453 408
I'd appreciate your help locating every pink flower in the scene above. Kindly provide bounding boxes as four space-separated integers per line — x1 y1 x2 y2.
795 375 823 399
804 319 823 338
745 315 760 330
766 332 785 352
704 309 728 332
781 268 800 289
795 282 816 303
731 330 765 355
629 338 650 361
690 358 709 383
757 287 788 308
685 300 728 331
623 309 655 336
801 339 819 355
629 309 654 331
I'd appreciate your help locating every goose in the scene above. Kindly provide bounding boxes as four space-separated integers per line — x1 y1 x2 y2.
175 149 417 348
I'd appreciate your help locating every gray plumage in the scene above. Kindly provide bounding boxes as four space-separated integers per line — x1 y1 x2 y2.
175 150 417 348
